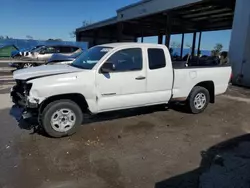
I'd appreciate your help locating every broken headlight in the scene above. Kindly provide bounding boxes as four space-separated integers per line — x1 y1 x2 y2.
24 83 33 95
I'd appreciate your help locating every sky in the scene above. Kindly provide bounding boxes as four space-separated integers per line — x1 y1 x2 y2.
1 0 231 50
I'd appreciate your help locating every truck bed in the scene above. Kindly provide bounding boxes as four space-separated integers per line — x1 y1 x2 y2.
172 65 231 99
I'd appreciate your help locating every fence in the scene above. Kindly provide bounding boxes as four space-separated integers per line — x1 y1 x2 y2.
0 39 88 50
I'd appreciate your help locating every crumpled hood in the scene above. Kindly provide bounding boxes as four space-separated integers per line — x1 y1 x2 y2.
13 64 82 80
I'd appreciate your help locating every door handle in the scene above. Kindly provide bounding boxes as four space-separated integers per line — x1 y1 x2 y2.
135 76 146 80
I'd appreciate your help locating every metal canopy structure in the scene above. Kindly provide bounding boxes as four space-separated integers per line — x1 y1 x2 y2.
122 0 235 36
76 0 236 47
76 0 250 88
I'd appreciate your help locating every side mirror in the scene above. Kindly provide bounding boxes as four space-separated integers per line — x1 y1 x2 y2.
101 62 115 73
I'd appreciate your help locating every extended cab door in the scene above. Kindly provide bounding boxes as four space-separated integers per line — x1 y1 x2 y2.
145 47 174 104
96 47 147 112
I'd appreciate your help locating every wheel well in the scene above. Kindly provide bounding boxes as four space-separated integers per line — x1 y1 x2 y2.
195 81 215 103
39 93 89 114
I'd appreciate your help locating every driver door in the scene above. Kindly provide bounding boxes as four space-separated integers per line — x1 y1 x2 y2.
96 48 147 112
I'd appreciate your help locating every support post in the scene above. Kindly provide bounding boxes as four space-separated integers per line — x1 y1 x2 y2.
191 32 197 57
76 33 80 42
165 15 172 48
140 26 144 43
197 32 202 56
92 30 98 46
109 29 113 42
229 0 250 86
180 33 184 58
158 34 163 44
141 37 144 43
117 22 123 42
165 33 171 48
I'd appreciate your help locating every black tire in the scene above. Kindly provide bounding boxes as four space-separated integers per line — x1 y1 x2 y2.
41 100 83 138
18 63 24 69
187 86 210 114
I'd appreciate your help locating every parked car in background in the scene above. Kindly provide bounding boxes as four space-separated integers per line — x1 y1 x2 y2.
9 45 44 68
46 51 83 65
11 45 43 58
10 45 83 68
11 43 231 137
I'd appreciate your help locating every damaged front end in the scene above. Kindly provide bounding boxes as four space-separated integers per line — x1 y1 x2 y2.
11 80 38 108
10 80 39 121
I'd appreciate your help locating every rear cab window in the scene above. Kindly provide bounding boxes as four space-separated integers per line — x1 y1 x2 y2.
148 48 166 70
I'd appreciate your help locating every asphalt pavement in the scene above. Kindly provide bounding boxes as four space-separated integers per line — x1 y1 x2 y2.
1 71 250 188
0 62 9 68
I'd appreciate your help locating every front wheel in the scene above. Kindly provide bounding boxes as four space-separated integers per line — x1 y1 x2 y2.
187 86 210 114
18 63 35 69
23 63 36 68
41 100 83 138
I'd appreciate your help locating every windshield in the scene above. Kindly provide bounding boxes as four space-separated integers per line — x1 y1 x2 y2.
31 46 45 52
71 46 112 69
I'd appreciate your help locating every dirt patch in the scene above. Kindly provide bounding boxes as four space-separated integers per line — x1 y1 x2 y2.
124 121 155 133
1 87 250 188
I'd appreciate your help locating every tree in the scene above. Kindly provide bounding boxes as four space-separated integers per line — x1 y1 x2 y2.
82 20 92 27
211 43 223 56
70 20 93 38
0 35 13 39
185 43 192 56
186 43 192 48
170 41 181 49
26 35 33 40
70 31 76 38
47 38 63 41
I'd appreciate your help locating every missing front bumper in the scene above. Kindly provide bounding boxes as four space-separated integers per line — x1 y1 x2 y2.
10 87 38 108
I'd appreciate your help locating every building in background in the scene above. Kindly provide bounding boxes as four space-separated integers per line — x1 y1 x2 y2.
76 0 250 87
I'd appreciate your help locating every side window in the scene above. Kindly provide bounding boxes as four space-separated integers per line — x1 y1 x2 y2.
59 47 71 53
148 48 166 69
106 48 142 72
44 47 56 54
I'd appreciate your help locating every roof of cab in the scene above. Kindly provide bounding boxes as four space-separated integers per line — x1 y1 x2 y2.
97 42 166 48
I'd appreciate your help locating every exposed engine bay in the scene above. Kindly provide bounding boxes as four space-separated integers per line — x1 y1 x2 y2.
10 80 36 108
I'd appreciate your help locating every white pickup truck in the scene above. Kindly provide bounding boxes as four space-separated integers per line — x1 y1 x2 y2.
11 43 231 137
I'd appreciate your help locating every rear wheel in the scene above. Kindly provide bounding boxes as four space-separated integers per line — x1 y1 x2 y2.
23 63 35 68
187 86 210 114
41 100 83 138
